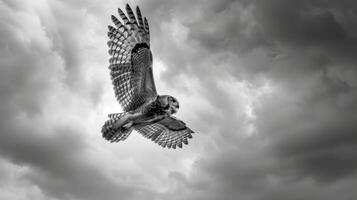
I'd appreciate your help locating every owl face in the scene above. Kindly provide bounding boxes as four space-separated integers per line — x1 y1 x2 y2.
159 95 179 115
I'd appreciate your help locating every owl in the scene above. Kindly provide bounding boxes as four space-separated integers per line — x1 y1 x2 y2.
101 4 194 149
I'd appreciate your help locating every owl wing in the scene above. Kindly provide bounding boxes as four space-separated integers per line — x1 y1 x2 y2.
107 4 156 111
135 117 195 149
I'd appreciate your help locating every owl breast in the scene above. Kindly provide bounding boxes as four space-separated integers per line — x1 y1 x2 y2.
141 98 165 115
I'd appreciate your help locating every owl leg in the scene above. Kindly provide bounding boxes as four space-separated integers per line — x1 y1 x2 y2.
113 112 137 129
145 114 168 124
113 114 129 129
122 121 133 129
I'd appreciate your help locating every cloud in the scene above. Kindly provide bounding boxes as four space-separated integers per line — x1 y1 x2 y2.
0 1 136 199
139 0 357 199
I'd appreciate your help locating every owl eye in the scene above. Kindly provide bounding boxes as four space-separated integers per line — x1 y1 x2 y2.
164 103 170 109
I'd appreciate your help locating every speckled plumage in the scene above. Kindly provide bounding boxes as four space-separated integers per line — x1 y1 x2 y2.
102 4 194 149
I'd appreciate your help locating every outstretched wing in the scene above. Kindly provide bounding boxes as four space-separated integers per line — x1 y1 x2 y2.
107 4 157 111
135 117 194 149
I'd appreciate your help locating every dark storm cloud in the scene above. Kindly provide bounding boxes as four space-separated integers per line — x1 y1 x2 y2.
255 0 347 44
257 87 357 182
136 0 357 199
146 0 357 80
247 0 357 183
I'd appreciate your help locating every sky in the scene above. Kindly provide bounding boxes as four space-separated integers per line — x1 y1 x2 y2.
0 0 357 199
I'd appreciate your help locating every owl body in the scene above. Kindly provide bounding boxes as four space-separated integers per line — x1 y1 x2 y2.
110 95 179 132
114 96 168 129
101 4 194 148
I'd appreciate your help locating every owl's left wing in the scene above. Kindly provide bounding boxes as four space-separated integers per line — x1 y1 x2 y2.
107 4 157 111
135 117 194 149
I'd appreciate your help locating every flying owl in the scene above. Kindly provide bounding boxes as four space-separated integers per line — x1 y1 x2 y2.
101 4 194 149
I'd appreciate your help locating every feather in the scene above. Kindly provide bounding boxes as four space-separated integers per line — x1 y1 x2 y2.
136 6 144 29
126 4 138 25
111 15 127 32
134 117 194 149
118 8 129 25
102 112 133 142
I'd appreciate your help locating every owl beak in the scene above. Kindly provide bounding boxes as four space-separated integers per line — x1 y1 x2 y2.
170 107 177 115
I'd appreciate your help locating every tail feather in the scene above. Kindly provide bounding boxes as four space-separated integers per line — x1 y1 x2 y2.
102 112 133 142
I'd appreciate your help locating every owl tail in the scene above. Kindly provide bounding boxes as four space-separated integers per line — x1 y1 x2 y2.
101 112 134 142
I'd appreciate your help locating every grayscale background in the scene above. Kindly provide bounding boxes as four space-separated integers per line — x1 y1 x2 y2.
0 0 356 199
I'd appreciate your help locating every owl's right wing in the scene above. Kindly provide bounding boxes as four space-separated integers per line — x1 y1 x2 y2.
135 117 194 149
107 4 157 111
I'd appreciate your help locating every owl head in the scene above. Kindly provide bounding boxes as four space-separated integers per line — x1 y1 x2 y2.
158 95 179 115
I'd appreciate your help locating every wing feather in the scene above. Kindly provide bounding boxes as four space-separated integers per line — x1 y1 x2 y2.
125 4 138 26
144 17 150 44
118 8 130 25
136 6 144 29
135 117 194 149
107 4 156 111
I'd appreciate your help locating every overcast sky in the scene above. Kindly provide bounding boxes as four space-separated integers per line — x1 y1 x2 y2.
1 0 357 199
